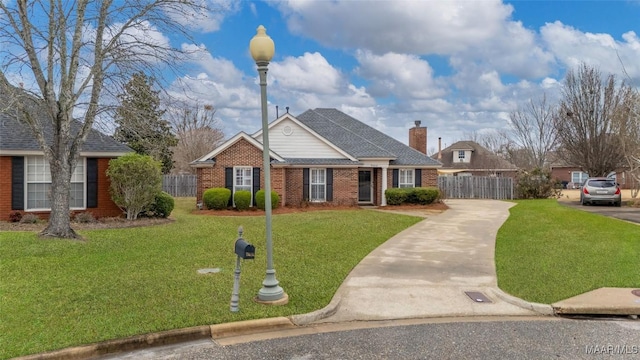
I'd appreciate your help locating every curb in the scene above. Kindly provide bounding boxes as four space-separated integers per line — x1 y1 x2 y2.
489 288 555 316
13 325 211 360
210 317 296 339
13 307 341 360
289 296 342 325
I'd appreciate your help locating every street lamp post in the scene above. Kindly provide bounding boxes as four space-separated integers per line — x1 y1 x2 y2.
250 25 287 303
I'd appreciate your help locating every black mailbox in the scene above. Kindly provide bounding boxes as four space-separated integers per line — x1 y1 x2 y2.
235 239 255 259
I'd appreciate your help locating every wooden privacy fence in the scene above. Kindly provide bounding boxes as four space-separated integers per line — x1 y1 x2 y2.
437 176 514 200
162 174 197 197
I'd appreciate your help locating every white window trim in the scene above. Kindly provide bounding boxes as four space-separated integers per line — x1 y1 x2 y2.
233 166 253 206
571 171 589 185
24 156 86 211
310 168 326 202
399 169 415 188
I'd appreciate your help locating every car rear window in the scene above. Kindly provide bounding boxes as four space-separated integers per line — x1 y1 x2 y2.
587 180 616 188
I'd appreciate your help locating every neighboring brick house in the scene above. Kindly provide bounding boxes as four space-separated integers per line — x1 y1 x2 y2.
0 111 131 221
433 140 518 177
192 108 441 207
545 151 637 189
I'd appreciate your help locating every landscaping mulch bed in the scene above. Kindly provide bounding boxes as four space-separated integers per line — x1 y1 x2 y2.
0 202 448 232
0 217 173 232
193 201 449 216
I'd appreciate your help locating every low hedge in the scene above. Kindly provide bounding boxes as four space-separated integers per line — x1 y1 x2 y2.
147 191 175 218
255 190 280 210
385 188 407 205
385 187 440 205
234 190 252 211
203 188 231 210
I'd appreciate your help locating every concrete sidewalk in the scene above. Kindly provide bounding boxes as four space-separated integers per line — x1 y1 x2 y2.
301 199 552 324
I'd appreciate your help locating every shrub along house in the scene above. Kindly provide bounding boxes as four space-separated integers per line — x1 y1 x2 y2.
0 110 131 221
192 108 442 208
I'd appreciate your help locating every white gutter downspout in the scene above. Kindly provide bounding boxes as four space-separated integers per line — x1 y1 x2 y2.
381 165 388 206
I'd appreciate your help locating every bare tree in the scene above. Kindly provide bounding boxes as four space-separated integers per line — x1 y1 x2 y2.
168 102 224 174
461 130 510 156
554 64 634 177
507 94 558 170
0 0 206 238
613 92 640 197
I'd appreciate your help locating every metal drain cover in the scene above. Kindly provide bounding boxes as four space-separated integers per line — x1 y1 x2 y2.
632 289 640 297
465 291 492 303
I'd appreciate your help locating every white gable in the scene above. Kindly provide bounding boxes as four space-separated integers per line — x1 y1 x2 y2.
255 118 347 159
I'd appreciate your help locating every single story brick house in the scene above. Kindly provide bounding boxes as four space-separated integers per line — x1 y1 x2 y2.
0 111 131 221
547 152 638 189
191 108 442 207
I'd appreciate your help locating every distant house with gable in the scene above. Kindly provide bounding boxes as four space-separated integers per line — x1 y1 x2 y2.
433 140 518 178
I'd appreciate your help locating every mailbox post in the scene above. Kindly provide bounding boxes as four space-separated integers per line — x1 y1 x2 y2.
230 226 255 312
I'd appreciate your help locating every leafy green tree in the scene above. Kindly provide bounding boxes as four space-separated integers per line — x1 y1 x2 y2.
114 73 177 174
107 153 162 220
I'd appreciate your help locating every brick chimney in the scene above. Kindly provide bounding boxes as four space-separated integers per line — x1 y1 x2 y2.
408 120 427 154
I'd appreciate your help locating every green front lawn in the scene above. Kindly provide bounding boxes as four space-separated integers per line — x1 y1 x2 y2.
0 199 422 359
2 199 638 358
496 199 640 304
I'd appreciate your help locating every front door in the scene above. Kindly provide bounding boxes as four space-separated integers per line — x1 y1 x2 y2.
358 170 372 203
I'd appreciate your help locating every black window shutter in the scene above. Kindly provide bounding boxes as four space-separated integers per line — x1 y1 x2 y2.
392 169 399 188
225 167 233 207
414 169 422 187
252 167 260 206
86 158 98 208
11 157 24 210
302 168 309 200
326 168 333 202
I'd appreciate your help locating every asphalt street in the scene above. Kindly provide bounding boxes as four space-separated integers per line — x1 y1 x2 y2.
100 317 640 360
560 201 640 224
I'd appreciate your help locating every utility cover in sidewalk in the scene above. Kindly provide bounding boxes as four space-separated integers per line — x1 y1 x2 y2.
632 289 640 297
465 291 492 303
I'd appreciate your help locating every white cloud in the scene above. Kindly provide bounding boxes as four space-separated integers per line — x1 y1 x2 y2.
269 52 344 94
275 0 557 87
541 22 640 81
278 0 513 55
355 51 447 99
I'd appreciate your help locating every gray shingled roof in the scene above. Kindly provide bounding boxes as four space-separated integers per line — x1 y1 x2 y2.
0 107 130 154
296 108 441 166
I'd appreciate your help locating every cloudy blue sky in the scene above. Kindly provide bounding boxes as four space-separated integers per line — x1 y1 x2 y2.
6 0 640 153
167 0 640 153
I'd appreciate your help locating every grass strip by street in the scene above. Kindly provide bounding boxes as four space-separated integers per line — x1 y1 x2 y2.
495 199 640 304
0 198 422 359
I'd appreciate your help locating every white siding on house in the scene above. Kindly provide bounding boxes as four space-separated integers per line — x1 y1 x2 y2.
264 119 347 158
453 149 472 163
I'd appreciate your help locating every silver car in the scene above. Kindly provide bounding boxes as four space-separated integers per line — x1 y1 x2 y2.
580 177 622 207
